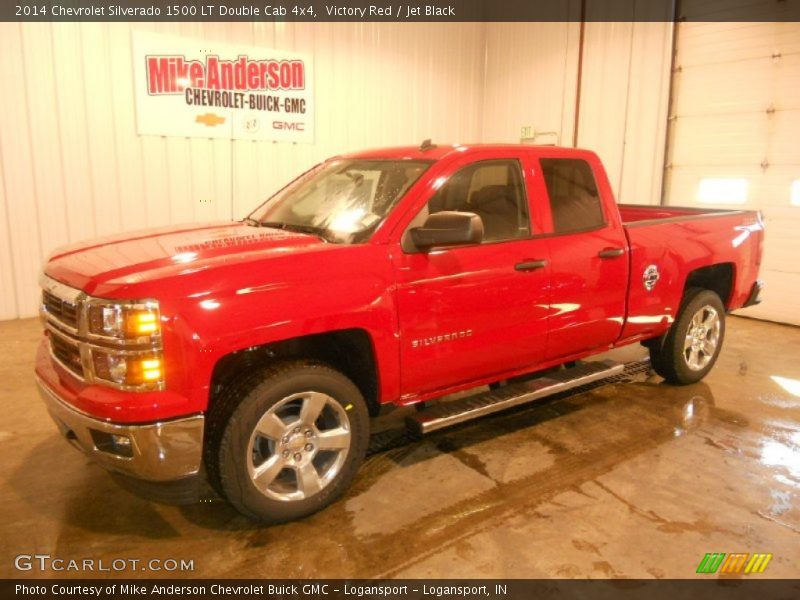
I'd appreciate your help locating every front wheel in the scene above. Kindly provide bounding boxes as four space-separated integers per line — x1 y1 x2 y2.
649 288 726 385
206 360 369 523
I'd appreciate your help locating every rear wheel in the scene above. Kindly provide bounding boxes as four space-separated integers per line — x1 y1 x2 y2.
649 288 726 385
205 360 369 523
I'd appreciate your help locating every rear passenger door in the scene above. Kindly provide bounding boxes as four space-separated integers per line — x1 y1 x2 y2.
536 156 629 360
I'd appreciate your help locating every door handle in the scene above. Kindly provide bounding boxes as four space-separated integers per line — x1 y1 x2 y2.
598 247 624 259
515 259 548 271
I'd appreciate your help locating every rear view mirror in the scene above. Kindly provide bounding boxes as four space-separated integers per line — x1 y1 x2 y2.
410 211 484 251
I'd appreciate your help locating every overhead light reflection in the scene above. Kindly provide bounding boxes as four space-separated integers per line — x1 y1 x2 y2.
760 439 800 478
172 252 198 263
550 303 580 316
329 208 366 233
697 178 748 205
771 375 800 398
199 299 220 310
731 229 750 248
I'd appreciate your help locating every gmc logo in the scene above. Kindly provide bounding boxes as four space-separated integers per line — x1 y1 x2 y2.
273 121 305 131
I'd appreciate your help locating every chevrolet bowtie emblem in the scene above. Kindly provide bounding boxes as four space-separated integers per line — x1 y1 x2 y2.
195 113 225 127
643 264 660 291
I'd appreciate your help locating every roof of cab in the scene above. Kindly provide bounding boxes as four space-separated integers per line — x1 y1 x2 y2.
335 143 589 162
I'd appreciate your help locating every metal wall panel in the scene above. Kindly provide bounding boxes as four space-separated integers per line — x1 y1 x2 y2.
664 15 800 324
0 136 16 319
0 23 43 320
577 0 673 205
577 19 636 198
616 19 674 206
0 22 486 318
481 3 673 208
480 20 582 146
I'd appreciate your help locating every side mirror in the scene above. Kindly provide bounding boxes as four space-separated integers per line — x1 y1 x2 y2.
410 211 484 251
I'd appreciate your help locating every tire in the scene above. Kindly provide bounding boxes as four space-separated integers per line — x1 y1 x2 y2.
649 287 726 385
205 360 369 523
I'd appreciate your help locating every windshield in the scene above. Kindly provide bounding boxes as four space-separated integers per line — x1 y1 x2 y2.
247 159 432 243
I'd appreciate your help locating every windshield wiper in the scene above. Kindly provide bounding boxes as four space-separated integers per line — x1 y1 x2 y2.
343 171 364 186
242 217 260 227
260 221 334 243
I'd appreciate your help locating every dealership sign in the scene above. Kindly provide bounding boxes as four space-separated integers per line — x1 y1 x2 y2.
132 31 313 142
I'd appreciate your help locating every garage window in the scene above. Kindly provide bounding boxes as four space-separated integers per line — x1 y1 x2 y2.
697 178 748 205
541 158 605 234
426 160 530 242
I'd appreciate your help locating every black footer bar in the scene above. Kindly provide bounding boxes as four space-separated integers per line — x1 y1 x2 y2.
4 579 800 600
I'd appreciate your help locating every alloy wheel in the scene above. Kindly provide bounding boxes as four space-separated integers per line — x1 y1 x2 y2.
246 391 351 501
683 305 720 371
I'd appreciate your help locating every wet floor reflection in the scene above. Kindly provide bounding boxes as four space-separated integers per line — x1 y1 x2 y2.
2 316 799 578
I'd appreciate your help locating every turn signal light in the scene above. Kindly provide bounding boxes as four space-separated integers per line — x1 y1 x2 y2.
140 358 162 381
92 351 164 389
88 302 161 342
131 311 158 335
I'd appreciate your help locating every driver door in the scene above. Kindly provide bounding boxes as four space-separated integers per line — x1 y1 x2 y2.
393 151 551 399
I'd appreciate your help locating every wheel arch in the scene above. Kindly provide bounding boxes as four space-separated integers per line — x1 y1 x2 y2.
683 262 735 308
208 328 381 417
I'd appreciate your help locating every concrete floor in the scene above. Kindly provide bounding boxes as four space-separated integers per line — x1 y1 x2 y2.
0 315 798 579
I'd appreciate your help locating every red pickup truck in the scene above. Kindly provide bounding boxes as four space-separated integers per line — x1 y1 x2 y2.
36 143 763 522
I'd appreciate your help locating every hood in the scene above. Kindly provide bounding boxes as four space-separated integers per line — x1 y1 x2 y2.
45 221 327 295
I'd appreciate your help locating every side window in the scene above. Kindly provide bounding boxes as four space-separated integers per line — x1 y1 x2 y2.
541 158 605 234
426 160 530 242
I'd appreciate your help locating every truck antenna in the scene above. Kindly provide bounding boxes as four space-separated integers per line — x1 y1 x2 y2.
419 139 436 152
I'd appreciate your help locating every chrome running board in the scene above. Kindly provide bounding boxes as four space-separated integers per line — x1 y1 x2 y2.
407 359 625 435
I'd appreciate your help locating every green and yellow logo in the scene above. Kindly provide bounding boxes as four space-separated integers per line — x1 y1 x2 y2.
696 553 772 574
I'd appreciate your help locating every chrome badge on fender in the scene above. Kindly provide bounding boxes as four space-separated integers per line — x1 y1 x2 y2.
411 329 473 349
643 265 660 291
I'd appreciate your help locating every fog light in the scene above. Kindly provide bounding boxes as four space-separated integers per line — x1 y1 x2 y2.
90 430 134 458
111 434 132 451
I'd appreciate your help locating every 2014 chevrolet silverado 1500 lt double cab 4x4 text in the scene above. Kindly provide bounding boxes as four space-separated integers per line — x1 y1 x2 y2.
35 143 764 522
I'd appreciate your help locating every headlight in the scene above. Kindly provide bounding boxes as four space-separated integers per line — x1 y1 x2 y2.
92 350 164 389
85 298 164 390
87 301 161 343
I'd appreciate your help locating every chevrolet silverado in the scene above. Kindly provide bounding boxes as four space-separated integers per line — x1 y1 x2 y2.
36 142 764 522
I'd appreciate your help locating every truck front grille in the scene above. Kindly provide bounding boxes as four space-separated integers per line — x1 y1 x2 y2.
42 290 79 329
39 275 163 391
49 332 83 377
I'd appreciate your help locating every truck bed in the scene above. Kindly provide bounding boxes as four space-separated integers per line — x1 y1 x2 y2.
616 202 762 344
618 204 745 226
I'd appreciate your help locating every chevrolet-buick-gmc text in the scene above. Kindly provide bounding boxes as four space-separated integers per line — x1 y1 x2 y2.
36 143 764 522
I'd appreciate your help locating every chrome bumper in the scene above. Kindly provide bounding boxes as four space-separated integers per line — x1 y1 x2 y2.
36 376 204 482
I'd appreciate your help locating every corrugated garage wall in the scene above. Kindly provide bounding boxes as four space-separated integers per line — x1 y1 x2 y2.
481 0 674 206
663 2 800 325
0 21 487 319
481 21 582 148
